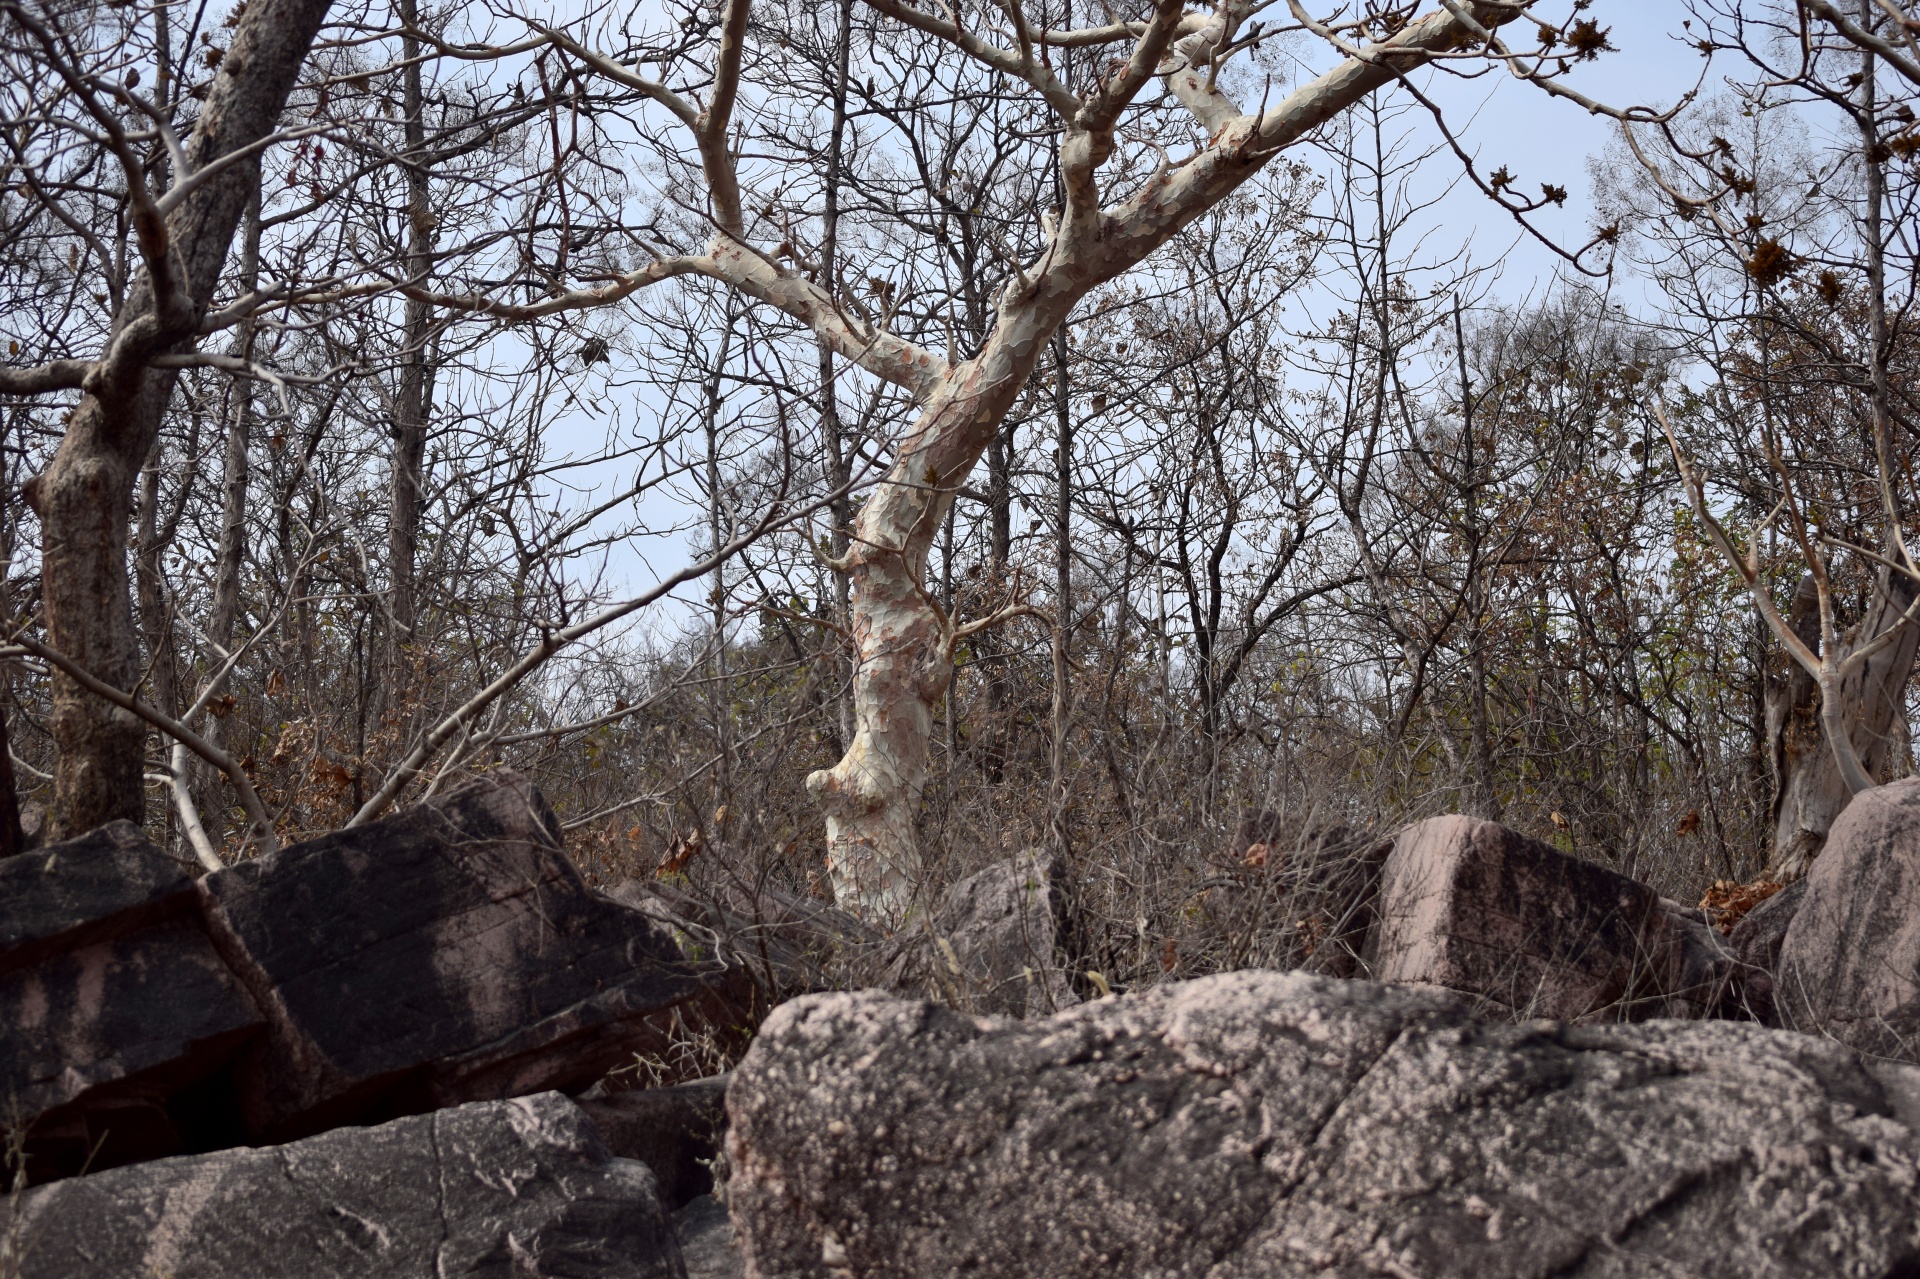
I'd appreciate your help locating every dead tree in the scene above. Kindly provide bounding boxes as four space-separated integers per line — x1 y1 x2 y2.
427 0 1624 918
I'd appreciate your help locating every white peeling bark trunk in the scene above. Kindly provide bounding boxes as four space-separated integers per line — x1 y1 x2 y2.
807 301 1066 918
1770 567 1920 877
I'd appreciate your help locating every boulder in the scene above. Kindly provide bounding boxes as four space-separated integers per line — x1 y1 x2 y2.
675 1195 742 1279
578 1074 729 1208
924 850 1082 1017
197 772 713 1140
1778 778 1920 1062
727 971 1920 1279
1364 815 1729 1022
0 820 198 977
1727 878 1807 1026
0 823 262 1180
7 1092 685 1279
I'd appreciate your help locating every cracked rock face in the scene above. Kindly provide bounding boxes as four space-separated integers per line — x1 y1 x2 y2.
7 1092 687 1279
726 971 1920 1279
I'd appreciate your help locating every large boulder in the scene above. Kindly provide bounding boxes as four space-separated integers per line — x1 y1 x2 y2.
0 820 197 971
7 1092 685 1278
197 772 713 1140
0 823 262 1179
726 972 1920 1279
1778 778 1920 1062
1364 815 1738 1021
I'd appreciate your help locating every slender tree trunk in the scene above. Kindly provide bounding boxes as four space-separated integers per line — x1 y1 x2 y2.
134 452 182 721
1455 301 1498 821
0 535 21 856
704 316 738 802
194 192 261 844
817 0 853 750
1049 325 1073 854
0 706 20 859
981 419 1014 782
388 0 432 647
39 0 338 840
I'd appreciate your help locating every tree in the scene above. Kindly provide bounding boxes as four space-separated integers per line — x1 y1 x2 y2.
1 0 337 840
433 0 1622 918
1611 0 1920 874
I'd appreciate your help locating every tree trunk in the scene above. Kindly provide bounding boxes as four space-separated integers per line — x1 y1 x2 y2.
818 0 853 751
979 419 1015 783
1455 302 1498 822
1048 326 1073 855
39 0 339 841
795 0 1517 915
807 299 1066 917
1769 568 1920 877
388 0 432 645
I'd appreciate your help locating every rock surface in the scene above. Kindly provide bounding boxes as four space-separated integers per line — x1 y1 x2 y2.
1779 778 1920 1062
925 850 1082 1017
728 971 1920 1279
7 1092 686 1279
198 772 712 1139
1366 815 1712 1021
675 1195 742 1279
0 821 197 975
5 915 263 1179
0 823 261 1179
1727 878 1806 1026
579 1074 729 1208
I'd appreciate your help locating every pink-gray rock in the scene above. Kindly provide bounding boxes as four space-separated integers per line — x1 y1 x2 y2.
197 772 712 1140
1778 778 1920 1062
926 850 1082 1017
0 823 262 1180
1364 815 1737 1021
8 1092 685 1279
726 972 1920 1279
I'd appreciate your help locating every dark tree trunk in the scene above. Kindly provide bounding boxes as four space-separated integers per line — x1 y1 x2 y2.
40 0 340 841
388 0 432 647
0 706 23 859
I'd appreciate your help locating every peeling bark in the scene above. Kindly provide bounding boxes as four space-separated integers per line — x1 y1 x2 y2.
807 301 1067 916
1769 569 1920 878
